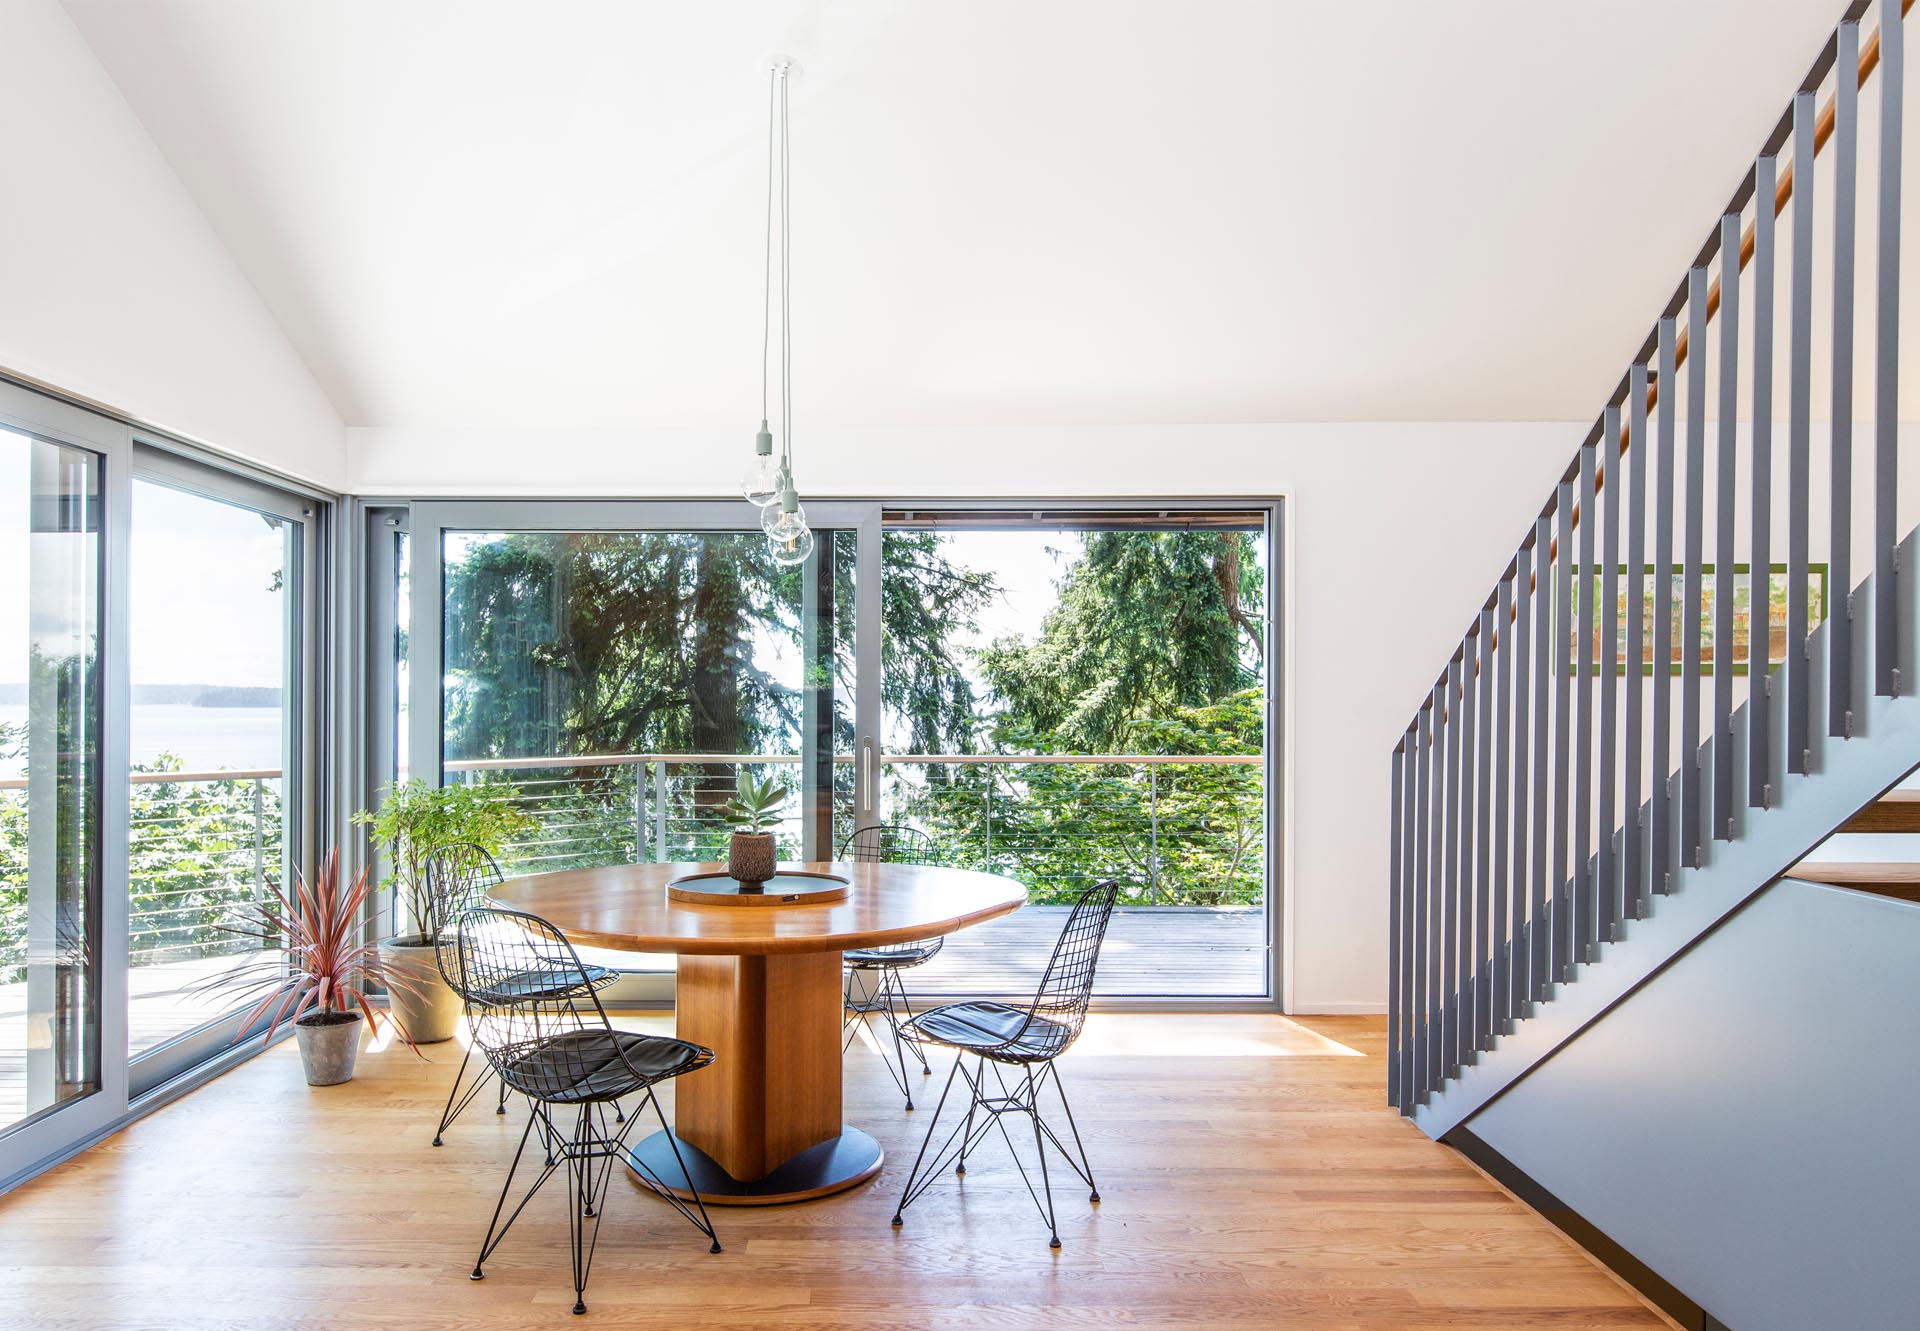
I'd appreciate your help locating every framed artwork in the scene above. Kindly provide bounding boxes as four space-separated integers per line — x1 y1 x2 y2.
1561 563 1827 676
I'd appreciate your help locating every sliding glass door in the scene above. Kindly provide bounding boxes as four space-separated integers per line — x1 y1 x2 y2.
408 502 877 985
125 452 316 1097
874 508 1279 999
397 499 1281 1003
0 427 104 1140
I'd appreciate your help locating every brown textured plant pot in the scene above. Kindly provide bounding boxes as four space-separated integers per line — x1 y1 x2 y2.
728 831 776 885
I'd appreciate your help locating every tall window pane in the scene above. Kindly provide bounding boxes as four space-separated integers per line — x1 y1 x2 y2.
438 526 856 972
880 513 1272 999
0 431 102 1133
127 479 296 1063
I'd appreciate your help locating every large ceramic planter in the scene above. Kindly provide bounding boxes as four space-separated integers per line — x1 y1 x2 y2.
294 1010 363 1086
379 937 462 1044
728 831 776 885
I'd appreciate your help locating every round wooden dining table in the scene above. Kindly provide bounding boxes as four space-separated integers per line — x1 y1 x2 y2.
490 860 1027 1204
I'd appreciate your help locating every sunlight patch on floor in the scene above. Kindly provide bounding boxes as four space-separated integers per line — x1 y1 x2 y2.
1067 1013 1364 1058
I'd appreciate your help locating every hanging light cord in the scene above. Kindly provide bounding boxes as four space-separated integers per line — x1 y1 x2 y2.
761 69 775 427
780 65 793 477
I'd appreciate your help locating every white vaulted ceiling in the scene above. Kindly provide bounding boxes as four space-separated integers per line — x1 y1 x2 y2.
61 1 1843 431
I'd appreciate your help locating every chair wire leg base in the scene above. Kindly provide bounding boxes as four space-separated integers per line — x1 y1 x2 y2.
844 965 932 1109
434 1039 499 1147
892 1053 1099 1246
469 1087 720 1315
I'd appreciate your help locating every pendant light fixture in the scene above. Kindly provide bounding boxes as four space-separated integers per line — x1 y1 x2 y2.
745 58 813 566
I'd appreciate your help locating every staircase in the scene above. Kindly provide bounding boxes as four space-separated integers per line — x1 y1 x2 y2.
1387 0 1916 1167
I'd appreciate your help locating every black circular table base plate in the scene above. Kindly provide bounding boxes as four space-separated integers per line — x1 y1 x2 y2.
627 1128 884 1206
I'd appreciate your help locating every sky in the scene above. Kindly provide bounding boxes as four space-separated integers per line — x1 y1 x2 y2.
0 433 292 689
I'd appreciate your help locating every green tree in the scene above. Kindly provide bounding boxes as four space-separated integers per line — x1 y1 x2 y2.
980 531 1263 753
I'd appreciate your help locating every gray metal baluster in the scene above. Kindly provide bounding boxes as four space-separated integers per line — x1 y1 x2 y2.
654 761 669 862
1436 679 1443 1083
1716 214 1741 839
1599 407 1621 944
1510 546 1533 1023
1833 17 1860 738
1442 659 1461 1079
1625 361 1650 916
1531 515 1553 996
1148 765 1160 904
1390 738 1404 1109
1493 578 1513 1036
1752 155 1778 807
633 762 647 861
1652 316 1678 892
1789 90 1815 775
1475 608 1495 1049
1401 729 1418 1112
1574 443 1597 961
1877 0 1904 698
1428 691 1443 1098
1552 482 1575 979
1683 266 1708 869
252 778 267 909
1456 645 1478 1070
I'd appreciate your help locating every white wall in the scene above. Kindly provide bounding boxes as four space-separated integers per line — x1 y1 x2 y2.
0 0 342 486
350 420 1575 1012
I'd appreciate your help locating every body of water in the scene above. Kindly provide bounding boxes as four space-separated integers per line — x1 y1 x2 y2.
0 704 285 779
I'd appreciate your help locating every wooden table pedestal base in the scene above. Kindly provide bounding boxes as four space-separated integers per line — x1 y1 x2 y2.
625 949 884 1205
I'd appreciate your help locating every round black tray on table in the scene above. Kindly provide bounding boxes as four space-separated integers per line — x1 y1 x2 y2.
665 869 852 907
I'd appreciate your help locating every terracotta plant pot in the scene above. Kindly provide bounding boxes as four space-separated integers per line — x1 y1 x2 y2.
294 1010 363 1086
378 937 462 1043
728 831 776 885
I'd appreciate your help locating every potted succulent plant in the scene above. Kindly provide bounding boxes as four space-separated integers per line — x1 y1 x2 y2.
202 849 421 1085
724 770 789 887
352 779 533 1044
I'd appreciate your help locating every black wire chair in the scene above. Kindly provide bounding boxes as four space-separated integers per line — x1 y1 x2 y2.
890 881 1119 1248
838 824 940 1108
425 843 617 1147
454 906 721 1315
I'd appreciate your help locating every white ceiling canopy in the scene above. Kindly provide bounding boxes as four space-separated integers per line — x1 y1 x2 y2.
62 0 1844 429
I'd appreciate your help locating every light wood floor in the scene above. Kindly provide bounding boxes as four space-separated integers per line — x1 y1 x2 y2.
0 1014 1667 1330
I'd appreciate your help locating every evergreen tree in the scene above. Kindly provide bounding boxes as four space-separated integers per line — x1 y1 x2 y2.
979 531 1263 753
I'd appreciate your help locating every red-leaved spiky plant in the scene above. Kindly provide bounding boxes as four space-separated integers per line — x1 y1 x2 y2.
202 848 424 1052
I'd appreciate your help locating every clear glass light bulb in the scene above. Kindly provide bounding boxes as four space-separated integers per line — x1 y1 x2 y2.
766 503 814 565
760 492 790 536
742 422 779 506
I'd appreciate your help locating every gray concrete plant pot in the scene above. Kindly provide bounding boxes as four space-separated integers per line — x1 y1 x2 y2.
294 1010 363 1086
378 937 462 1043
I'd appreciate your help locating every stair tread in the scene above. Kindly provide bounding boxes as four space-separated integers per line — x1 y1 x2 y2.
1791 861 1920 901
1834 790 1920 834
1795 859 1920 883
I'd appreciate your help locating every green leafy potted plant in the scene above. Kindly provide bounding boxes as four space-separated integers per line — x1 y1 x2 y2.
724 770 789 887
352 779 534 1043
201 849 421 1085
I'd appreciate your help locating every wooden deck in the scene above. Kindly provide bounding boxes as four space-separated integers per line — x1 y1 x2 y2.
907 904 1267 998
575 905 1269 999
0 953 260 1128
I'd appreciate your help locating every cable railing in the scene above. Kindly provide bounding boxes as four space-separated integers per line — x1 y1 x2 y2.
442 750 1261 907
0 744 1260 981
1391 0 1911 1116
0 768 283 982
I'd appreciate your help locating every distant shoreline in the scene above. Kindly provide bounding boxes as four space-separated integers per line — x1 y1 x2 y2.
0 684 282 707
